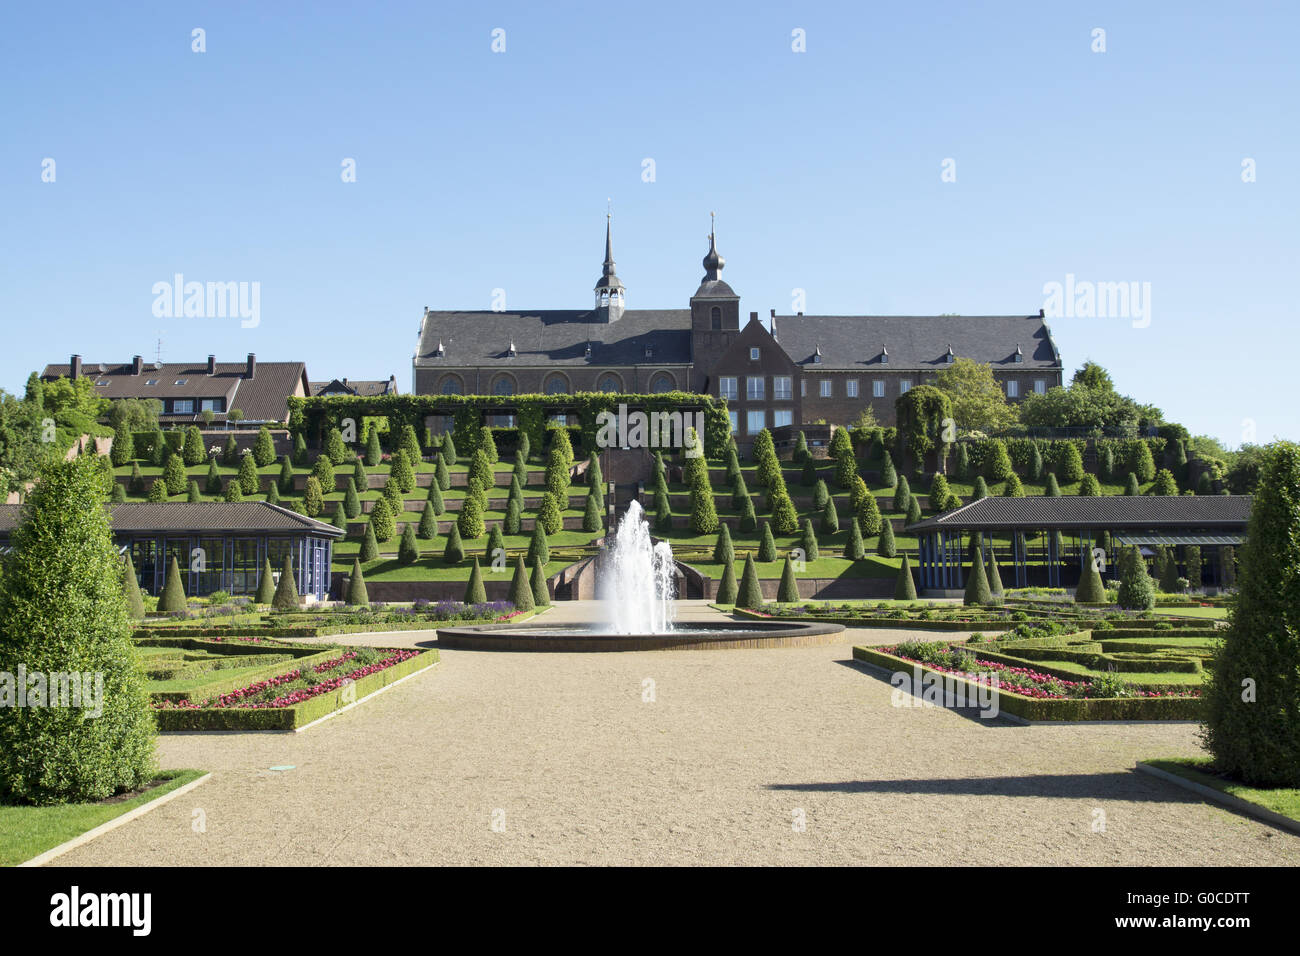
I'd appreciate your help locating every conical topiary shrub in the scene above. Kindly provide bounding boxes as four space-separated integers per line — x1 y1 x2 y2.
986 547 1004 597
735 552 764 609
346 557 369 606
464 556 486 604
121 553 145 620
444 522 465 564
757 521 777 562
530 556 550 607
1203 442 1300 786
0 458 156 804
253 556 275 603
398 522 420 565
714 560 738 604
777 554 800 603
713 524 735 565
876 518 896 558
894 553 917 601
963 538 991 606
845 519 866 560
527 522 549 565
1074 553 1106 604
272 555 299 608
157 555 187 613
799 518 819 562
820 497 839 535
508 555 534 612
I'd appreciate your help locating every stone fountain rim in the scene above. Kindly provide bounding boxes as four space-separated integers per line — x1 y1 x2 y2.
433 619 846 652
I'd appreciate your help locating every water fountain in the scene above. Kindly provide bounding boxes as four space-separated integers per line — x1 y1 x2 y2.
597 500 677 634
435 499 845 652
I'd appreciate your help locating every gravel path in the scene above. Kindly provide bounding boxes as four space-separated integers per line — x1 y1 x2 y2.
51 602 1300 866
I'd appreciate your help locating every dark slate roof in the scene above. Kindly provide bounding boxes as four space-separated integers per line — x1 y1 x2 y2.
906 495 1253 533
309 377 398 397
41 360 308 423
0 502 343 537
692 279 737 299
415 309 693 367
772 314 1060 370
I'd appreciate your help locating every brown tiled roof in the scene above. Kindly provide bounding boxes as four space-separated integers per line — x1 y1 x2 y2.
40 360 308 424
906 495 1253 533
0 502 342 537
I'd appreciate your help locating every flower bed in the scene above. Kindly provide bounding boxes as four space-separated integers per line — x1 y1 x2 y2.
136 601 527 640
153 647 439 731
852 644 1203 721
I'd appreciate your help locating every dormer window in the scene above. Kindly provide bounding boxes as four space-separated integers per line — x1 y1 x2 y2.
145 379 158 386
1013 344 1024 364
880 347 889 365
945 345 955 363
644 345 653 359
507 342 516 357
174 379 187 385
749 347 760 361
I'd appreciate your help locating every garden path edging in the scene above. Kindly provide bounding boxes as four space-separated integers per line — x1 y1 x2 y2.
1135 761 1300 836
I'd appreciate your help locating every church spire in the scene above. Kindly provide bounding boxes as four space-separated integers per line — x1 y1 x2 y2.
702 211 725 281
594 212 625 321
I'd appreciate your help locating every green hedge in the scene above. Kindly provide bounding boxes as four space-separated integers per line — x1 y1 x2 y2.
730 608 1018 630
852 646 1202 720
151 648 340 703
154 649 438 731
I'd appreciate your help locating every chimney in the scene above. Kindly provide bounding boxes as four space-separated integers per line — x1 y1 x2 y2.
207 354 216 375
132 355 143 375
245 353 256 379
70 355 82 380
1039 308 1045 317
750 311 758 323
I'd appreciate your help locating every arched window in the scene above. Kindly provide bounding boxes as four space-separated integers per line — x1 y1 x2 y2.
650 373 675 393
492 376 515 396
598 375 621 394
710 306 722 330
439 376 463 395
544 374 569 395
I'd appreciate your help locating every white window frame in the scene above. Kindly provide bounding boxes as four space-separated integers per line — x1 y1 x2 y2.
1034 379 1046 395
1006 380 1019 398
746 409 765 434
749 347 760 360
846 379 859 398
872 380 885 398
819 379 832 398
172 399 194 414
899 379 912 394
772 408 793 429
746 376 765 400
719 376 738 401
773 375 792 400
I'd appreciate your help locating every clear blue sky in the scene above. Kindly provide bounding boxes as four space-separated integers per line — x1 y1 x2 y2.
4 1 1296 448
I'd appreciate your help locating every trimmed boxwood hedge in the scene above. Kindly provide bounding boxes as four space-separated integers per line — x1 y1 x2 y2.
154 648 439 731
851 646 1202 721
729 607 1017 630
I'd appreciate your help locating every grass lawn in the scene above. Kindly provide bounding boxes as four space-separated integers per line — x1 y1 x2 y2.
1155 606 1229 620
0 769 206 866
689 556 899 580
1145 758 1300 824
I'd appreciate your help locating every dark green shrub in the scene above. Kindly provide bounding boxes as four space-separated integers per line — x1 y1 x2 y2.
163 454 187 495
813 479 830 511
531 557 550 607
906 496 922 526
1117 545 1156 610
369 496 396 542
820 496 839 534
1044 473 1061 497
799 518 819 562
1075 554 1106 603
689 474 718 534
537 492 562 535
508 556 534 611
1203 442 1300 786
877 518 896 558
272 555 299 608
110 481 127 502
303 476 324 517
0 459 155 804
441 522 463 563
418 500 438 539
986 547 1003 596
254 556 276 603
1151 468 1178 496
527 523 549 566
186 480 201 502
343 478 361 518
845 519 866 560
736 553 764 609
359 522 379 562
1124 471 1140 496
253 426 275 467
183 425 206 466
441 430 457 466
963 538 992 606
1078 473 1101 496
464 556 486 603
239 453 261 495
880 453 897 488
428 479 445 515
398 522 420 564
713 524 735 565
778 554 800 602
457 493 486 540
893 475 911 513
758 521 777 562
148 477 169 501
895 554 917 600
390 449 415 494
714 560 738 604
293 432 308 467
732 472 750 509
346 558 368 606
325 427 348 465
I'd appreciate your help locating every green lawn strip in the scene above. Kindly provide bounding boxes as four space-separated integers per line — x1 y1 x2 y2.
733 606 1017 629
154 648 439 731
328 557 578 582
1142 759 1300 825
1153 607 1229 620
0 769 206 867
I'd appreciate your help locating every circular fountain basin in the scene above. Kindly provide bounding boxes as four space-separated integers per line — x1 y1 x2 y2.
435 620 846 652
